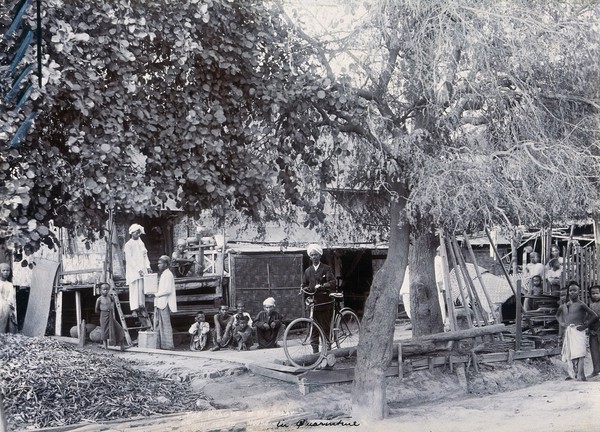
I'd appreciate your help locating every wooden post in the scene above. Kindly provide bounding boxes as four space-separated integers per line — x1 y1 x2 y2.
485 228 516 296
75 290 82 336
54 291 63 336
78 319 86 347
439 233 458 331
446 237 471 327
298 378 309 395
515 280 522 351
397 344 404 378
511 234 519 280
0 394 8 432
463 232 499 323
451 237 488 327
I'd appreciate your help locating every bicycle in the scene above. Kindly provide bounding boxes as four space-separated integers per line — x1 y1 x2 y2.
282 287 361 370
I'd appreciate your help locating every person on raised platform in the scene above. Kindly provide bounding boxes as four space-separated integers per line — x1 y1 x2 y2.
123 224 151 317
172 238 195 277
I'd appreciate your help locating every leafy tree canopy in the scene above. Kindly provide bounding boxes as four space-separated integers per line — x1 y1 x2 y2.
1 0 325 256
279 0 600 236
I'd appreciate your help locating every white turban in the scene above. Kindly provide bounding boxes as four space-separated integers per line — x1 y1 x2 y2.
177 238 187 246
129 224 145 235
263 297 276 307
307 243 323 256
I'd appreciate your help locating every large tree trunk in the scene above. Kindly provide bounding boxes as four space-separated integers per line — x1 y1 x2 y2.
351 182 410 421
409 228 444 337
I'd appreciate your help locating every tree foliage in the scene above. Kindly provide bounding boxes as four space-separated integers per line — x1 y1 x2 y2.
276 0 600 420
0 0 324 257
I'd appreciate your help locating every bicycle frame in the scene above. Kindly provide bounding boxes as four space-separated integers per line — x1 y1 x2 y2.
305 293 355 347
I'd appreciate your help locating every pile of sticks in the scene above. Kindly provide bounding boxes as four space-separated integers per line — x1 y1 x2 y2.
0 334 204 429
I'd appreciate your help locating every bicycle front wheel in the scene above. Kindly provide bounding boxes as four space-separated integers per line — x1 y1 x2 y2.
283 318 327 369
334 310 360 349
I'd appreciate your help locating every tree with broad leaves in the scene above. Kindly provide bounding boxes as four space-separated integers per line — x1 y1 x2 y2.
277 0 600 421
0 0 327 262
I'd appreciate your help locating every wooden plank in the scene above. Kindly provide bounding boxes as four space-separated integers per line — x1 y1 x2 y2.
463 231 499 323
300 365 399 385
410 355 469 368
59 268 104 276
515 279 522 351
396 324 507 345
54 291 63 336
446 237 470 323
439 233 458 331
247 364 301 384
75 290 82 333
248 362 307 374
485 227 516 296
397 344 404 378
175 293 222 303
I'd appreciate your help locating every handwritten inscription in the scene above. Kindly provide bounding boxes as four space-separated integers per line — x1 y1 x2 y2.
277 418 360 428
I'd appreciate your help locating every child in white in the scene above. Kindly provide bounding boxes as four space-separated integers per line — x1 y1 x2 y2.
189 311 210 351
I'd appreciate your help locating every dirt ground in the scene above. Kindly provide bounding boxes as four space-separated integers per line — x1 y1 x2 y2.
55 333 600 432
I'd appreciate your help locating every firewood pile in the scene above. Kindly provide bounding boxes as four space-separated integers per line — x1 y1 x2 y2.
1 334 206 429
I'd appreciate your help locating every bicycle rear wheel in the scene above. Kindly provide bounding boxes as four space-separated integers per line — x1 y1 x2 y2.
334 310 360 349
283 318 327 369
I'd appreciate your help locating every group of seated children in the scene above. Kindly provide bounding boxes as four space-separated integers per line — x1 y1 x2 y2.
188 297 284 352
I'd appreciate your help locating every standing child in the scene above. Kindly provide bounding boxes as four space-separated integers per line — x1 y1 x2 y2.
189 311 210 351
94 283 126 350
525 252 545 292
0 263 17 334
588 285 600 378
555 281 598 381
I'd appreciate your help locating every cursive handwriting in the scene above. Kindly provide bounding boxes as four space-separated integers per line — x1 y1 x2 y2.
276 419 360 428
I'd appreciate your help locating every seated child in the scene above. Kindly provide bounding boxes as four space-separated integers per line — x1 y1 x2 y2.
94 282 126 350
524 275 544 312
189 310 210 351
254 297 284 349
224 301 253 343
171 239 195 277
232 315 253 351
210 304 232 351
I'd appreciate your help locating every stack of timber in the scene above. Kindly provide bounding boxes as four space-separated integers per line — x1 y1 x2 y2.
522 293 560 348
250 324 559 394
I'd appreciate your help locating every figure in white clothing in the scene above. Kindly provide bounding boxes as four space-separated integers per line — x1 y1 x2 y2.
123 224 151 316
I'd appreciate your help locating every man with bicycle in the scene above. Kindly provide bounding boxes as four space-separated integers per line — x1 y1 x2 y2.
302 244 336 354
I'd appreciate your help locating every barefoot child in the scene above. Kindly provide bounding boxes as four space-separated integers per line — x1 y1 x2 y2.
94 283 126 350
0 263 17 334
556 281 598 380
588 285 600 378
189 311 210 351
232 315 253 351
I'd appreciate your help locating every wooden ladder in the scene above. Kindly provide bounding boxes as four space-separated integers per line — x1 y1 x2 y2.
111 290 152 347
